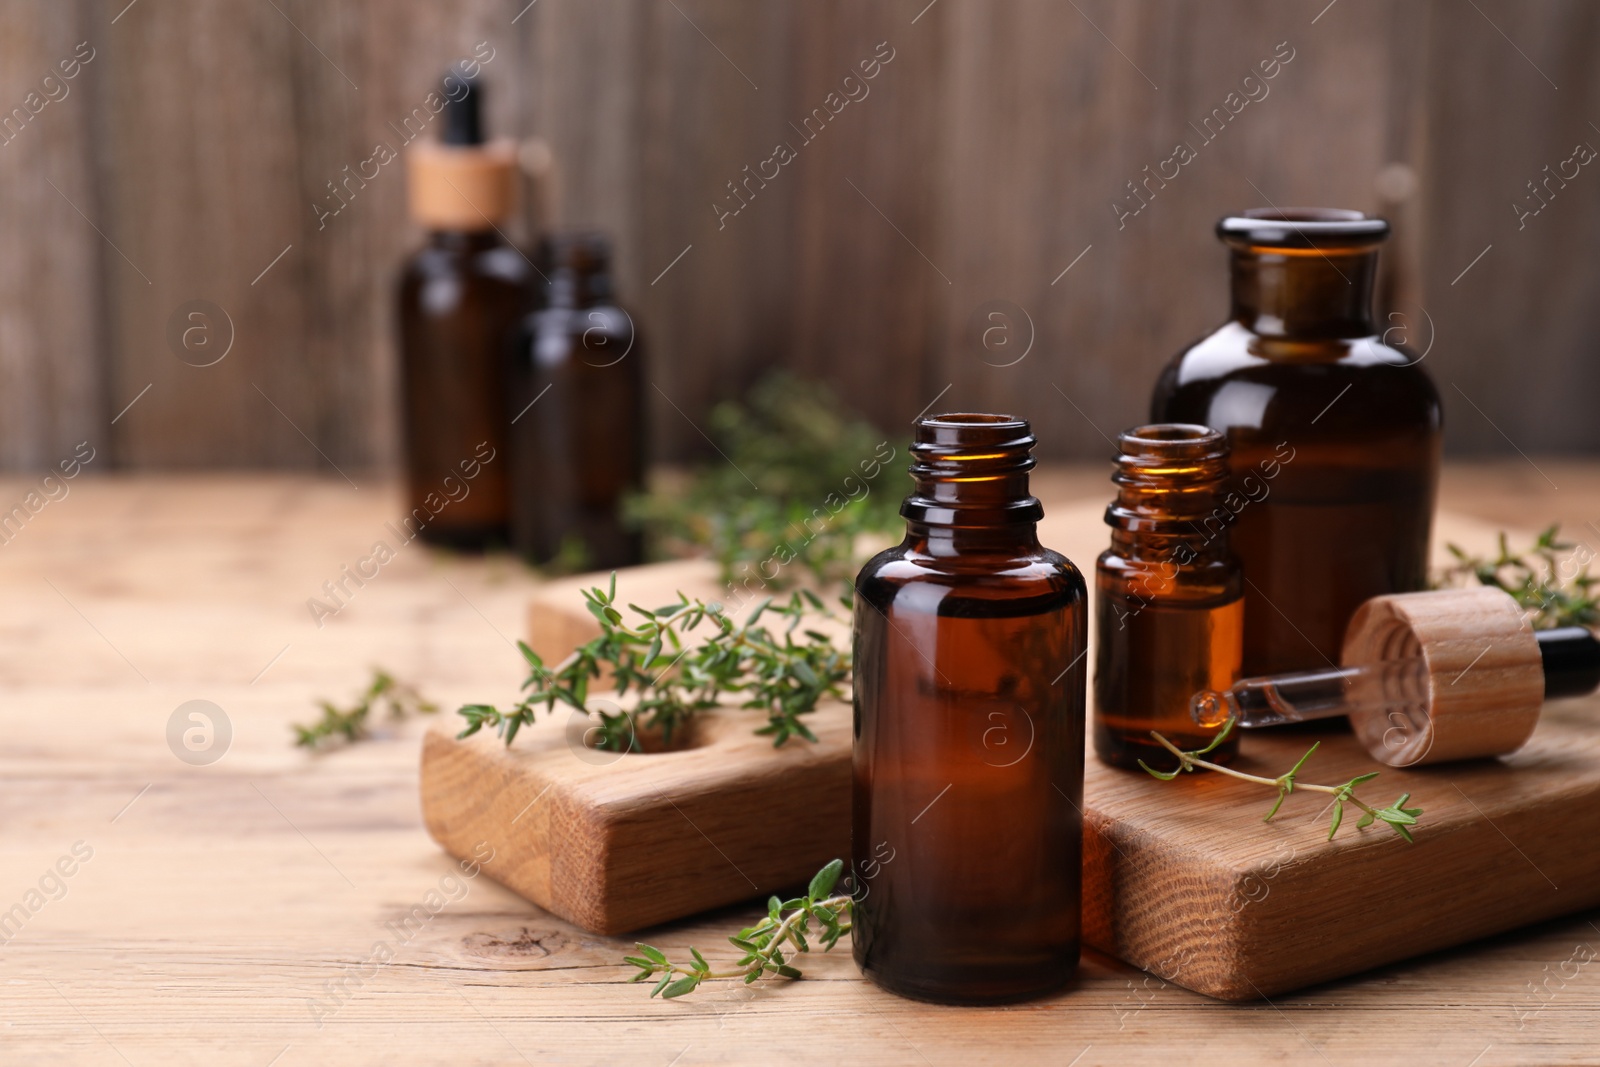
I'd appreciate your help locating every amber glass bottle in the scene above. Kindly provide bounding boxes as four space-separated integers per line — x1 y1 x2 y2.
507 232 644 569
397 76 529 548
852 414 1086 1005
1151 209 1442 676
1094 425 1243 770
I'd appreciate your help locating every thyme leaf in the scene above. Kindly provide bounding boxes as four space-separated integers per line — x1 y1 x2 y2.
625 860 852 996
295 669 437 748
1141 718 1423 843
457 578 849 751
1438 523 1599 629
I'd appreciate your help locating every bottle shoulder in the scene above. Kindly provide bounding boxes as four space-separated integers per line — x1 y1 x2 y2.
400 236 533 289
856 540 1087 600
1153 321 1441 431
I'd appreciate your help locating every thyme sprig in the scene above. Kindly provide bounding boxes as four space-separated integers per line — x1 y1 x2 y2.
1438 524 1599 629
456 574 850 751
295 669 437 748
625 860 851 997
625 372 904 588
1141 718 1423 842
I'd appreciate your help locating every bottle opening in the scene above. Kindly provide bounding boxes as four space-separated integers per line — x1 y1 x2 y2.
1106 423 1231 532
903 413 1042 526
1218 207 1389 250
1117 423 1225 461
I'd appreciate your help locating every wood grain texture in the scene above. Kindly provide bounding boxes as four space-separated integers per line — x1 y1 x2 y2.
420 704 852 934
3 468 1600 1064
0 0 106 465
3 1 1597 469
1343 586 1545 766
502 502 1600 1000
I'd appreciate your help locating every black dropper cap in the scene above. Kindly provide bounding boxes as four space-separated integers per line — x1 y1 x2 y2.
1537 627 1600 700
440 74 484 146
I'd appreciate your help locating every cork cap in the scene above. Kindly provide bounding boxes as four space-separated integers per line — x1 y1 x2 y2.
406 138 518 231
1340 586 1544 766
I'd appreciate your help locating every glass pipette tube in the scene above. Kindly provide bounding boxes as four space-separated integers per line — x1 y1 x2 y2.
1191 658 1428 730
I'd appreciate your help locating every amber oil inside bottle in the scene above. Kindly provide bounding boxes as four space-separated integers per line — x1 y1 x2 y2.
1094 424 1243 770
852 414 1086 1005
508 232 644 569
1151 209 1441 676
397 76 529 549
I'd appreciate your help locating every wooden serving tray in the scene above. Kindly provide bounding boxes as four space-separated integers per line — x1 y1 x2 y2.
420 506 1600 999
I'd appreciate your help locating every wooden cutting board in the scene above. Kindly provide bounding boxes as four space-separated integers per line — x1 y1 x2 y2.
420 505 1600 1000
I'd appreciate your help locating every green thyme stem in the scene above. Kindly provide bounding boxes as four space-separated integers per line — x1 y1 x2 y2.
295 668 436 749
458 576 850 752
1148 731 1386 816
625 860 852 997
1142 718 1423 842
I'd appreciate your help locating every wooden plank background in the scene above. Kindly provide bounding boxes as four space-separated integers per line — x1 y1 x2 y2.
0 0 1595 469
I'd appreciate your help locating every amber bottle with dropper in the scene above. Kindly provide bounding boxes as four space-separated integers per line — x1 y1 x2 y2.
508 232 644 569
852 414 1086 1005
1151 209 1441 676
1094 424 1243 770
396 75 531 548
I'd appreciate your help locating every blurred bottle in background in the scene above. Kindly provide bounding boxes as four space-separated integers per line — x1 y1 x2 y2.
397 74 531 548
509 232 645 570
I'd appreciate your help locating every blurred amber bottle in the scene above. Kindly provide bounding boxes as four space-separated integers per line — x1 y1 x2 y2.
1094 425 1242 770
508 233 644 569
396 76 529 548
852 414 1086 1004
1151 209 1441 676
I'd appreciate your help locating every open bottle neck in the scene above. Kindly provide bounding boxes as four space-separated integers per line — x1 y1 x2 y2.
899 414 1044 555
1105 424 1233 560
1228 246 1379 339
1218 209 1389 341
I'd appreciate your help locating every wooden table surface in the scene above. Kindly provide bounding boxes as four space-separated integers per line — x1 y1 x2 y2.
4 462 1598 1066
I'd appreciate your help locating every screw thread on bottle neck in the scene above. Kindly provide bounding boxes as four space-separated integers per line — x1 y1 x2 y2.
1105 423 1230 549
902 413 1043 533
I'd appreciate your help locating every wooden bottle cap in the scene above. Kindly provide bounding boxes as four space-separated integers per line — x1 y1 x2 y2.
406 138 518 231
1340 586 1543 766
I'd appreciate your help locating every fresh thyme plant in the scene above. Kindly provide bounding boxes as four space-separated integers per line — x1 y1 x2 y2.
295 669 437 748
456 574 850 751
1438 524 1599 629
624 372 905 588
1141 718 1423 842
625 860 852 997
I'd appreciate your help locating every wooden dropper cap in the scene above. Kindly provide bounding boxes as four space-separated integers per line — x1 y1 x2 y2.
406 75 517 231
1340 586 1544 766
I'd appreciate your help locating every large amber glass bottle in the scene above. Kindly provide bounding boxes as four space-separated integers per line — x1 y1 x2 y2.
1094 425 1242 770
852 414 1086 1005
508 232 644 569
1151 209 1442 676
397 76 528 548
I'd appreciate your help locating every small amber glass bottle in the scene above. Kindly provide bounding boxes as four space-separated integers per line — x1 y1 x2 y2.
1094 425 1243 770
397 76 529 548
508 232 644 569
1151 209 1442 676
852 414 1087 1005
